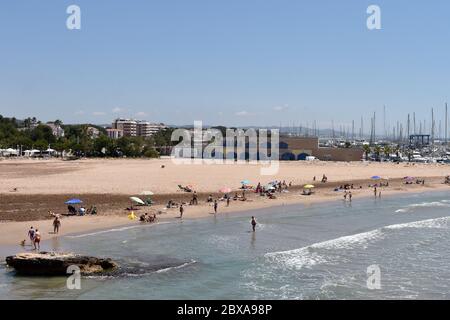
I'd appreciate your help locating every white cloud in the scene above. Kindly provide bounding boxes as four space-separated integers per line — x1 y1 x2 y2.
112 107 124 113
273 105 288 111
74 110 85 115
235 110 250 116
92 111 106 116
135 111 147 118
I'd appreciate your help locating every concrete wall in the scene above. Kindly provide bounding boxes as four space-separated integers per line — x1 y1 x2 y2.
279 137 364 161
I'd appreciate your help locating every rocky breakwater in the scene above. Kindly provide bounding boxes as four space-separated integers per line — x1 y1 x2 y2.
5 252 118 276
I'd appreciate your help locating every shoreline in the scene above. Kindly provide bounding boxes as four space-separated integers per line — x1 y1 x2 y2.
1 178 449 248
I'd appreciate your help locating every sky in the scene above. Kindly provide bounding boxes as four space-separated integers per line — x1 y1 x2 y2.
0 0 450 132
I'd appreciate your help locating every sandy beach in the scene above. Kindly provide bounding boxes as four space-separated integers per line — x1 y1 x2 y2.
1 158 450 246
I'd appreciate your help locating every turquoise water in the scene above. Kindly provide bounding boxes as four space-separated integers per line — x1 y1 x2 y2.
2 191 450 299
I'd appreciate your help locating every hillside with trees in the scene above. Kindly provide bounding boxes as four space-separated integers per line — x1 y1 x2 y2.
0 115 175 158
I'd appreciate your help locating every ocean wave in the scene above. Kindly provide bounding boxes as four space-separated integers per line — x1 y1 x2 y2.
384 216 450 230
155 260 197 273
265 229 384 270
395 201 450 213
265 216 450 270
66 222 171 239
85 260 197 279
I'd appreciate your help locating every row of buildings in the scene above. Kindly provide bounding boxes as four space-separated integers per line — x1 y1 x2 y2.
106 119 167 139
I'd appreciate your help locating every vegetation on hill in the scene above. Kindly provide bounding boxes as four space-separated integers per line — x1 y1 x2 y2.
0 115 175 158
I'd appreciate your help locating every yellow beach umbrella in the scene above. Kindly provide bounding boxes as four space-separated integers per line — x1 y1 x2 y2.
303 184 315 189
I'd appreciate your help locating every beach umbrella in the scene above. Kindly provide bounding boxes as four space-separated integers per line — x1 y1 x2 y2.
65 198 83 205
241 180 250 185
265 185 276 190
371 176 381 180
140 191 154 196
303 184 315 189
404 176 415 181
130 197 145 205
219 187 232 193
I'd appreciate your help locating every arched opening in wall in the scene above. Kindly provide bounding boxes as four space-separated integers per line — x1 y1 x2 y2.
297 153 310 161
281 152 295 161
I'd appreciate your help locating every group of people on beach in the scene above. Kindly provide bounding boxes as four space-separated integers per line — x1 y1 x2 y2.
139 212 157 223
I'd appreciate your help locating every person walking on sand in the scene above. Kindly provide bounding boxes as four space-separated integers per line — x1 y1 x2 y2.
53 216 61 234
33 229 41 251
213 200 218 214
251 216 257 232
27 226 35 244
179 204 184 219
192 191 198 205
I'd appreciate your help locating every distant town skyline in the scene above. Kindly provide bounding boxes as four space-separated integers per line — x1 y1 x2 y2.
1 1 450 132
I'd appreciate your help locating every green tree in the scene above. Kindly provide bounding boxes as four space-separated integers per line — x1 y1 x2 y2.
383 145 391 158
362 144 371 160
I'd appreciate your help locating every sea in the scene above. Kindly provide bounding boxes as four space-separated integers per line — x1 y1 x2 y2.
1 190 450 300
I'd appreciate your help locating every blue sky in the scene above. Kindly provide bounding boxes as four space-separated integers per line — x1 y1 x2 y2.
0 0 449 132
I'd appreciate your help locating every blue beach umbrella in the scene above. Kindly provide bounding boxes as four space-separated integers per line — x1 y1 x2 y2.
241 180 250 185
65 198 83 205
371 176 381 180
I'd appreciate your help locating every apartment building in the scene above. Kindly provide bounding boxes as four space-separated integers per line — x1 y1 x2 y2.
111 118 166 138
112 119 137 136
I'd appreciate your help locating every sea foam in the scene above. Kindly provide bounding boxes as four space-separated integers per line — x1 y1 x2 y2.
265 216 450 270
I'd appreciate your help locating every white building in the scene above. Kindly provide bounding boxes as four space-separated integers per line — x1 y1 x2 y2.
112 118 166 138
112 119 137 137
46 122 65 138
106 128 124 139
137 121 167 137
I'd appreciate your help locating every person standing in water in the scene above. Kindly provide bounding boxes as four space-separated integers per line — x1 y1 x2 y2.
179 204 184 219
226 196 230 207
33 229 41 250
349 191 352 202
213 200 218 214
53 216 61 234
27 226 35 244
251 216 257 232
